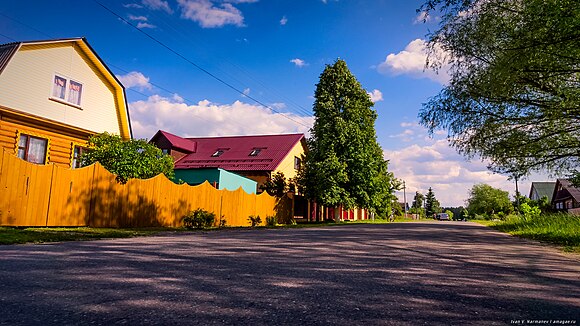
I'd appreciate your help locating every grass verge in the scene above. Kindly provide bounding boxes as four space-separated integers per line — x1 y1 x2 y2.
0 227 176 245
474 213 580 253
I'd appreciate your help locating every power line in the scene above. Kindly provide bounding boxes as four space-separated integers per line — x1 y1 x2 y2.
93 0 311 128
0 10 312 134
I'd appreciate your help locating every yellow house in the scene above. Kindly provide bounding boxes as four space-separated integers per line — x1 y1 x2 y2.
0 37 132 168
149 130 307 192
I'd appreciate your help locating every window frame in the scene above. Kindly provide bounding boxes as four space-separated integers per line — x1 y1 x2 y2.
294 156 301 170
16 133 49 164
71 145 89 169
50 73 83 109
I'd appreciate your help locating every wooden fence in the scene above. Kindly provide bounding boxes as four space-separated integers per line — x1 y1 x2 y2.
0 149 283 227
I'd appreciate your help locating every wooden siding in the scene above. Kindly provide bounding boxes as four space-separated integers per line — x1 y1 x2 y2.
0 42 122 136
0 149 280 227
0 116 90 168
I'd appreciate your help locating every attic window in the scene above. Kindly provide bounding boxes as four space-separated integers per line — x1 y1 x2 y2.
249 148 264 156
212 148 229 157
51 74 83 107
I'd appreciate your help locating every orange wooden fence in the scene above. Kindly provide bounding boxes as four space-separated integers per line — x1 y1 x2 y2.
0 149 281 227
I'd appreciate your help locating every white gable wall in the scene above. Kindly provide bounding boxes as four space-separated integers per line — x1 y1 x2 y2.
0 43 121 135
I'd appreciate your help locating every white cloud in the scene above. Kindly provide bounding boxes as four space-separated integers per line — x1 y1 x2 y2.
124 3 144 8
242 88 251 96
280 16 288 25
137 22 156 28
177 0 245 28
367 89 383 103
385 139 517 207
128 15 148 21
142 0 173 13
377 38 450 84
414 11 431 24
116 71 152 91
129 95 313 140
290 58 307 67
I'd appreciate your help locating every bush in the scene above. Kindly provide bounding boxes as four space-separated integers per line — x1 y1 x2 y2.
183 209 216 229
248 215 262 227
520 203 541 220
265 216 277 227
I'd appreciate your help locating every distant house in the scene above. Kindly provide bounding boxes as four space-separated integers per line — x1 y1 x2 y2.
174 168 257 194
552 179 580 215
0 38 132 168
528 182 556 201
150 130 306 192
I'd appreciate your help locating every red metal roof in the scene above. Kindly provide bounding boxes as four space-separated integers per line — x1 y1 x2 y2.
150 130 197 153
167 132 305 171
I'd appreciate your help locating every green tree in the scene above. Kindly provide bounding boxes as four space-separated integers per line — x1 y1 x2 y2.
466 184 512 218
418 0 580 180
425 187 442 218
412 191 424 210
81 132 174 184
301 59 398 215
260 171 289 198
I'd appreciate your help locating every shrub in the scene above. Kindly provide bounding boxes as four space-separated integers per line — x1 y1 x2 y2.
219 216 227 228
183 209 216 229
520 203 541 220
265 216 277 227
248 215 262 227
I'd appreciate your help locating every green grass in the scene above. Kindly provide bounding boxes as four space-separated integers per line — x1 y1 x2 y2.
0 227 177 245
474 213 580 253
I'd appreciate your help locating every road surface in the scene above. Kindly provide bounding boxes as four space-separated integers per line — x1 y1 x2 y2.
1 222 578 325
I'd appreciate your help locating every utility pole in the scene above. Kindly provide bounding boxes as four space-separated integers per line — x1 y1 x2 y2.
403 180 407 218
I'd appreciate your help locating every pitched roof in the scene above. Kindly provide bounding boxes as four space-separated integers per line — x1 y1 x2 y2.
553 179 580 203
150 130 197 153
0 37 132 139
529 182 556 200
167 132 305 172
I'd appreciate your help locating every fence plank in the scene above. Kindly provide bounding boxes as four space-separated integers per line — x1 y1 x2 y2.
0 150 288 227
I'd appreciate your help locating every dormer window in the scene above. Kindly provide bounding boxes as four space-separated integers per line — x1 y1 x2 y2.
249 148 263 156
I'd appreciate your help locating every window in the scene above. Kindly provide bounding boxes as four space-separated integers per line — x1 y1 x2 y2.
72 146 88 169
17 134 48 164
68 80 83 106
52 76 67 99
211 148 229 157
294 156 301 170
161 148 170 155
249 148 263 156
51 74 83 107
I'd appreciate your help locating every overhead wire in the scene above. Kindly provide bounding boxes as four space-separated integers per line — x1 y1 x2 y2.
0 9 311 133
92 0 311 128
139 6 314 118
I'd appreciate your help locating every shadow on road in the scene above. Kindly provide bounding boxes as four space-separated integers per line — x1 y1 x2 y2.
0 223 578 325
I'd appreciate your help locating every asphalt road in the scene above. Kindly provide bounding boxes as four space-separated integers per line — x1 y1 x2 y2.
1 222 578 325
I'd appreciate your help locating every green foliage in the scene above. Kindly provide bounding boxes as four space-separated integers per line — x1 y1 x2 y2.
412 191 424 210
444 209 454 220
265 215 277 227
248 215 262 227
260 172 289 198
299 59 399 215
182 209 216 229
81 132 174 184
520 203 542 220
467 184 513 218
425 187 442 218
486 213 580 252
418 0 580 179
219 215 227 228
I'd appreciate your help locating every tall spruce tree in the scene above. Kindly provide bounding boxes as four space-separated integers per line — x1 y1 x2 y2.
425 187 441 218
301 59 396 216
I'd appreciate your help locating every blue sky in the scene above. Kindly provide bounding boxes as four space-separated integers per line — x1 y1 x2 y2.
1 0 544 206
